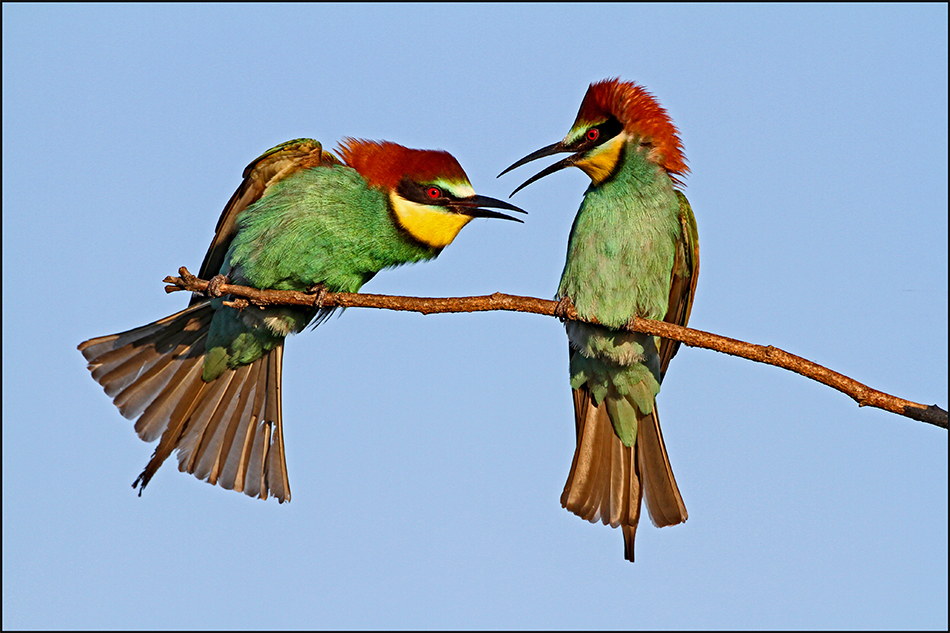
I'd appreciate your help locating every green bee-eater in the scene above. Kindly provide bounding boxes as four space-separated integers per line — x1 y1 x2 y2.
79 138 525 502
501 79 698 561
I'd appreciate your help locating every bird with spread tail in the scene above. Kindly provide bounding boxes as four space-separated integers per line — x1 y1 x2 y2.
79 138 525 502
500 79 698 561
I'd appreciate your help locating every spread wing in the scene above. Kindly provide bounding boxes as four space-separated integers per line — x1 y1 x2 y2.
190 138 342 305
658 190 699 380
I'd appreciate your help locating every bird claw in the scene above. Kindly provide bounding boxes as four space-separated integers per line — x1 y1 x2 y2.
207 274 229 298
554 296 575 322
306 283 329 309
223 298 249 310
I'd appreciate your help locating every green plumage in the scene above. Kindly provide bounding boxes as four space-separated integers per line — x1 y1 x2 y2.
202 161 437 381
559 148 680 326
228 166 437 293
499 77 696 562
78 136 523 502
558 145 682 445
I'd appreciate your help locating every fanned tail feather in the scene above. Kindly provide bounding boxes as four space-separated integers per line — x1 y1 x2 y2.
561 383 686 562
78 301 290 502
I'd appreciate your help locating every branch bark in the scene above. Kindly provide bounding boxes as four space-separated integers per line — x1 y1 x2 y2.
165 267 948 430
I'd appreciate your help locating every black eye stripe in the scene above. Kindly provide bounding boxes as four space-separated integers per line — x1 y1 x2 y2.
396 177 454 205
575 117 623 151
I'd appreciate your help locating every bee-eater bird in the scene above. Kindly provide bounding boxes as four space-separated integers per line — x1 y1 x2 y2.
79 137 525 503
499 79 698 561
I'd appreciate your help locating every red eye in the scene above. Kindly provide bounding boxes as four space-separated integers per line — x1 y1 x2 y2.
426 186 442 199
586 128 599 142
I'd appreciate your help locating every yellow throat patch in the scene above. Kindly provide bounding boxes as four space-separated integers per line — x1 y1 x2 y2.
390 194 473 249
575 133 626 186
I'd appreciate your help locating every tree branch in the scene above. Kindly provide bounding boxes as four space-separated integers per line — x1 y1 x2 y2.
165 267 948 430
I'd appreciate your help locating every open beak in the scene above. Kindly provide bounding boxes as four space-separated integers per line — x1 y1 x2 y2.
497 141 581 197
452 194 527 223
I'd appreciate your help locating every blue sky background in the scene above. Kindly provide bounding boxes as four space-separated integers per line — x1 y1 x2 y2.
3 4 947 629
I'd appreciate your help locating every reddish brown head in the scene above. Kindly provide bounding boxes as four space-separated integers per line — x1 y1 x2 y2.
335 138 526 249
500 78 688 193
336 138 472 192
572 78 688 180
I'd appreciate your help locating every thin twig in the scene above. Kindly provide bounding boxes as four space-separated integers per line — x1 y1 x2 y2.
165 267 948 429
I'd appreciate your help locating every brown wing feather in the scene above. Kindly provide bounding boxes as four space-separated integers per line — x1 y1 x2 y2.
191 139 341 302
658 190 699 379
637 189 695 538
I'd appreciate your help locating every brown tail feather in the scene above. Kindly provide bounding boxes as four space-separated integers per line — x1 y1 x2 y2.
79 302 291 502
639 408 688 528
561 384 685 562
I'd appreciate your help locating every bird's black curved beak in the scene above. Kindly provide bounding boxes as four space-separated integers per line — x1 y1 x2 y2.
453 194 527 223
497 141 580 197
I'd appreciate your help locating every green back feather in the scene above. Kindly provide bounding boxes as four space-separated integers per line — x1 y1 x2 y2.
202 159 440 380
